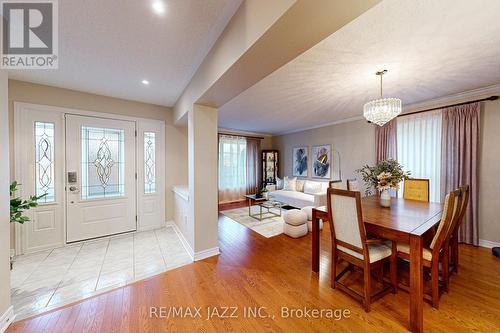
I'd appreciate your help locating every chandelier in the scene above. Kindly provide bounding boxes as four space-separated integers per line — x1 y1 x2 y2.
363 70 402 126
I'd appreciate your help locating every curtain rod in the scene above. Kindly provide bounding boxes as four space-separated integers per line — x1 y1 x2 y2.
398 95 499 118
218 132 264 140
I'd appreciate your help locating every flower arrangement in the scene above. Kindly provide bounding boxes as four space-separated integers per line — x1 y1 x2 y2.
356 159 410 196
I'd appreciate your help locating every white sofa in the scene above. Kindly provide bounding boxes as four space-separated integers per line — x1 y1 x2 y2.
268 179 328 208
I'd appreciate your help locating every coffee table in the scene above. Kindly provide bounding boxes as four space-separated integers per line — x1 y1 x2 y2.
244 194 285 221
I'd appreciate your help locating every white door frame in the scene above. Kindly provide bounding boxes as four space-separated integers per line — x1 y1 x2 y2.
14 102 166 254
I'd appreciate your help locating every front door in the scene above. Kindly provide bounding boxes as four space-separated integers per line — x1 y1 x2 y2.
65 114 137 242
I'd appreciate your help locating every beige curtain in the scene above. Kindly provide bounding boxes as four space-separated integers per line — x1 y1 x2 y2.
375 118 398 162
441 102 480 245
246 138 261 194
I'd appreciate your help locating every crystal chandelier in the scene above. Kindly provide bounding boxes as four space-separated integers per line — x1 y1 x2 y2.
363 70 402 126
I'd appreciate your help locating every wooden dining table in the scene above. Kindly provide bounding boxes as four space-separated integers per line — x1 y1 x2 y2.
311 195 443 333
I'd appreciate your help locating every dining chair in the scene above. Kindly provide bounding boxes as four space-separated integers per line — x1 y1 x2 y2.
447 185 470 274
327 188 397 312
347 179 359 191
396 188 462 309
403 178 430 202
329 179 346 189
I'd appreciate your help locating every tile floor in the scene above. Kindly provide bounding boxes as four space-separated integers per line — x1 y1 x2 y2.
10 226 192 320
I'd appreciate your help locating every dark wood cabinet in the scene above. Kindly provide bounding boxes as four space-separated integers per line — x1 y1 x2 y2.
261 150 279 186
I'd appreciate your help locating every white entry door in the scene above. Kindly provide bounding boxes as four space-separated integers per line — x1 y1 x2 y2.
65 115 137 242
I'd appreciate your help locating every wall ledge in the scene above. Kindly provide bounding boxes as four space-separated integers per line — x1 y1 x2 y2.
0 305 15 333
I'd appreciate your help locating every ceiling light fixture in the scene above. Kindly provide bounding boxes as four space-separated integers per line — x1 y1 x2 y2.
151 1 166 15
363 70 402 126
142 79 150 85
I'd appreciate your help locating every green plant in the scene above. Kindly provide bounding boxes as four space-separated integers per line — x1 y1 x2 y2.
10 181 46 224
356 159 410 196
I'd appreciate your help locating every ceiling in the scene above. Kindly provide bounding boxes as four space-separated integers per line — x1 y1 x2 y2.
218 0 500 135
8 0 242 106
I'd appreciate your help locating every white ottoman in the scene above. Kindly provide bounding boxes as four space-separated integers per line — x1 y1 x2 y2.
283 222 308 238
283 209 307 226
283 209 308 238
302 206 324 232
301 206 314 220
307 220 324 232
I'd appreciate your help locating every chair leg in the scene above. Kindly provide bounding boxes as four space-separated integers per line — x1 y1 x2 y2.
431 260 439 309
442 246 450 293
363 264 371 312
331 246 337 289
451 232 459 273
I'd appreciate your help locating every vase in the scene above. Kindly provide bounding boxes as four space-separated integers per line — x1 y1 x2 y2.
380 190 391 208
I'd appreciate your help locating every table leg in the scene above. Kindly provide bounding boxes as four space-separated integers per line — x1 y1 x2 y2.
312 209 320 272
409 234 424 333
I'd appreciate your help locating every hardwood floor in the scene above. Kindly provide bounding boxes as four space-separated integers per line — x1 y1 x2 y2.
8 214 500 332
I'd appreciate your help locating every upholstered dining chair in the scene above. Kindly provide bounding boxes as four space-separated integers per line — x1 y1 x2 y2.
347 179 360 191
403 178 430 202
329 179 346 189
396 188 462 309
327 188 397 312
447 185 470 275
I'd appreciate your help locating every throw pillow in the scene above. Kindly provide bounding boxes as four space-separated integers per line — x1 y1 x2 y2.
303 180 322 195
276 177 284 190
283 176 297 191
296 179 305 192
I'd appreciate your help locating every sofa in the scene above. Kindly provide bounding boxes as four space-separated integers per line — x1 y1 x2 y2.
267 178 329 208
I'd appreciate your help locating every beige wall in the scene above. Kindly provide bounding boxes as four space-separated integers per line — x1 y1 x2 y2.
479 99 500 244
8 80 188 249
272 101 500 245
0 72 12 320
272 119 376 182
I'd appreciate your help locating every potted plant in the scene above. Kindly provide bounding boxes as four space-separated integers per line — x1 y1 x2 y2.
9 181 46 268
357 159 410 207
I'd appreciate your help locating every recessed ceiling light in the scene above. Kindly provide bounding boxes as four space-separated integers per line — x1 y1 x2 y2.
142 79 150 85
152 1 166 15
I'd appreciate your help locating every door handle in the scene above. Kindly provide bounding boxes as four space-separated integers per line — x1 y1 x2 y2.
69 186 80 193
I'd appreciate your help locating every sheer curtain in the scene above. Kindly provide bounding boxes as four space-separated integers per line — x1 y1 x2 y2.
218 135 247 203
397 110 442 202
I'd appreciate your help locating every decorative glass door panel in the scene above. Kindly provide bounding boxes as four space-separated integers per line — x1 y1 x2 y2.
81 126 125 199
66 115 136 242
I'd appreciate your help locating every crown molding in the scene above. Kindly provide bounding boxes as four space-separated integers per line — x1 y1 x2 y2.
275 115 365 136
402 83 500 114
218 127 273 137
274 83 500 137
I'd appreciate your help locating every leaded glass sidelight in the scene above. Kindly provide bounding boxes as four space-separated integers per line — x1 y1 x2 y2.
34 122 55 203
81 126 125 199
144 132 156 194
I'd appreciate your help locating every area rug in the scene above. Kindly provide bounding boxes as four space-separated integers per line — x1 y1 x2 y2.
220 206 284 238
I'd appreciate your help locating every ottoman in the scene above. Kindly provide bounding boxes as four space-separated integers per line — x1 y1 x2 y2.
302 206 324 232
283 209 308 238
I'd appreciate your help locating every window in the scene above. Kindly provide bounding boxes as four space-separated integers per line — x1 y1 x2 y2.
218 135 247 203
397 110 442 202
81 126 125 199
35 122 55 203
144 132 156 194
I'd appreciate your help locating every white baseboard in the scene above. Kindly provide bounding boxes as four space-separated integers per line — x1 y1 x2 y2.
193 247 220 261
166 220 194 261
0 306 15 333
166 221 220 261
479 239 500 249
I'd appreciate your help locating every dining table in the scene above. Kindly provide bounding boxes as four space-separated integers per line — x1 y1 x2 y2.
311 195 443 333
